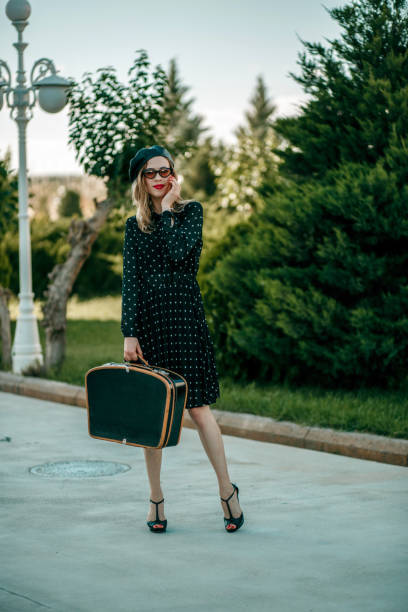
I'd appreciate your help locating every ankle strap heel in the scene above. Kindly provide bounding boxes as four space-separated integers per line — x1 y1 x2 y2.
147 498 167 533
220 483 244 533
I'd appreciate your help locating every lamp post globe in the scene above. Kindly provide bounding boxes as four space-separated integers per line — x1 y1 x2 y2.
34 74 72 113
5 0 31 22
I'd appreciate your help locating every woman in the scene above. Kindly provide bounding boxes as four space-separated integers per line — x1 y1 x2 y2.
121 144 244 534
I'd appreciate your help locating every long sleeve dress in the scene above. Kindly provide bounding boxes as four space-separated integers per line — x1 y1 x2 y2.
121 200 220 410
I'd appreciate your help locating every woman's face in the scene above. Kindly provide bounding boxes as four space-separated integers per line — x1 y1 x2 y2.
142 156 173 198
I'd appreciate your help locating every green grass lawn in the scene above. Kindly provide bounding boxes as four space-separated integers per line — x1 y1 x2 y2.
5 295 408 440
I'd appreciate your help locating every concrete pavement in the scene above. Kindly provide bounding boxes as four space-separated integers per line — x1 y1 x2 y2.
1 390 407 612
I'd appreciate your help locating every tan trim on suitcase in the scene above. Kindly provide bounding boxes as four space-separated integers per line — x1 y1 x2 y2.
159 365 189 445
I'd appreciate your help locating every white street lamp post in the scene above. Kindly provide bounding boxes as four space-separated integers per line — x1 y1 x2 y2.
0 0 73 374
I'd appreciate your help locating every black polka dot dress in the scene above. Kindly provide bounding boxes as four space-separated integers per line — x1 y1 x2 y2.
121 200 220 410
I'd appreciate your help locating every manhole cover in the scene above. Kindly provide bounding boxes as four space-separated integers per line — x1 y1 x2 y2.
29 460 131 478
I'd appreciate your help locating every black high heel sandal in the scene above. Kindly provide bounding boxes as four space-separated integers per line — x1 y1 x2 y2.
147 498 167 533
220 482 244 533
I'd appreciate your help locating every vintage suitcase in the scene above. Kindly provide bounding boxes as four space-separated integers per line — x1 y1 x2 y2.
85 356 188 449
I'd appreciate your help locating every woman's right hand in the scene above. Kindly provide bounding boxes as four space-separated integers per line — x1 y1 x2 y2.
124 337 144 362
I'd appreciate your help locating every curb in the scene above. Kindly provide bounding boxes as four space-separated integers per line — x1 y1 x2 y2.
0 371 407 467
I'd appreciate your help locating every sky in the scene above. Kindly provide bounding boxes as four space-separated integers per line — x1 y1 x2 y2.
0 0 347 176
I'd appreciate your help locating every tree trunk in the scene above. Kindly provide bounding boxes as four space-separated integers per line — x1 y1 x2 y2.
41 197 114 371
0 286 13 370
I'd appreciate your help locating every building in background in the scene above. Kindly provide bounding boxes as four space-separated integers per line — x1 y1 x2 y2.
27 174 107 220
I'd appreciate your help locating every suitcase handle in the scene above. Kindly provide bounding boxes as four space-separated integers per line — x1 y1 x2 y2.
124 358 174 379
125 355 150 366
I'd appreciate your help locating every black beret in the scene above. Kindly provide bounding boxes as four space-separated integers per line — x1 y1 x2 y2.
129 145 174 183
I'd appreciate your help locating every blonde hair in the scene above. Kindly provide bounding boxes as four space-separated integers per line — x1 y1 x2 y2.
131 158 195 233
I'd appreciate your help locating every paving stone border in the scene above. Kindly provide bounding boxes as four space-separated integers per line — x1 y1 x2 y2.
0 371 407 467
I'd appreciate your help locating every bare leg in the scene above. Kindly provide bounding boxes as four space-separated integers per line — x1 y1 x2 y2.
144 447 166 523
188 406 243 524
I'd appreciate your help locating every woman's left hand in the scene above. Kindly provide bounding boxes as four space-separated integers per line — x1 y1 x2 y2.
161 176 181 211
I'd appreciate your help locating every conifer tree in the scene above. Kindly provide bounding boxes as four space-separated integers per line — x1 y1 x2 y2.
158 58 209 151
212 75 282 216
206 0 408 388
272 0 408 181
179 136 218 201
157 58 215 197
